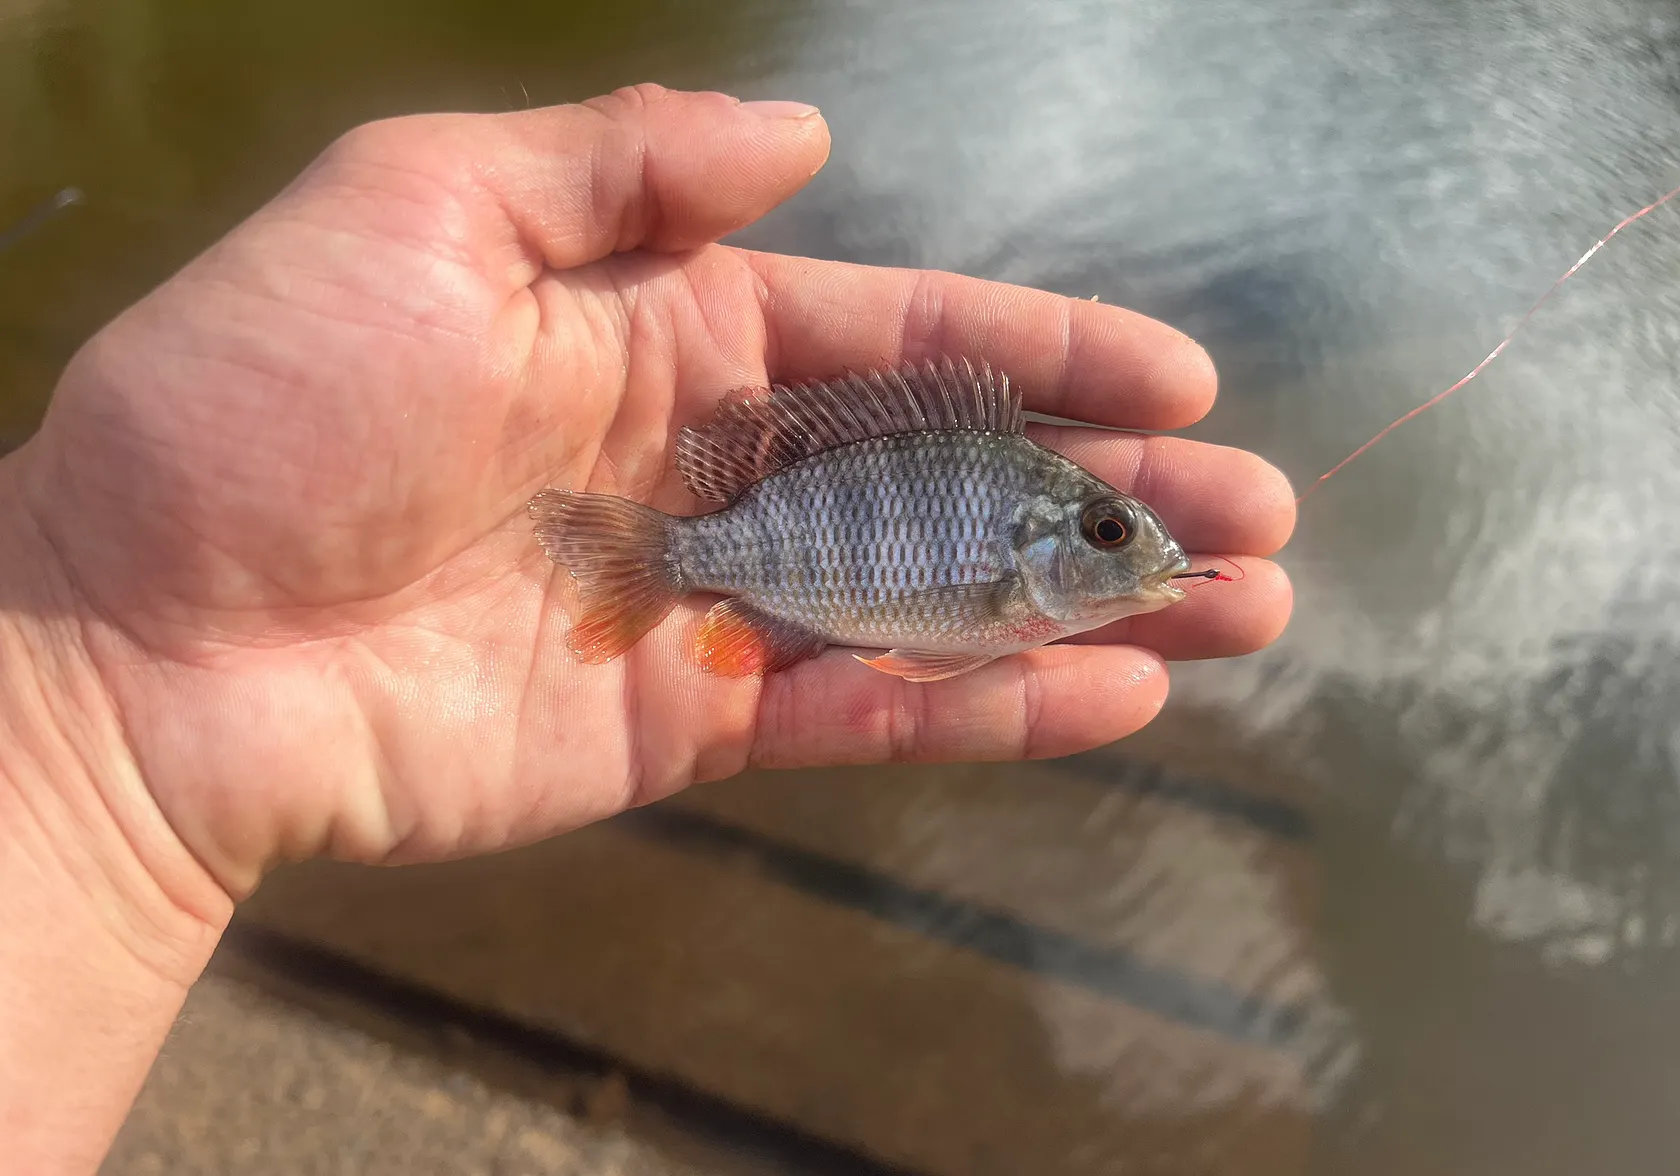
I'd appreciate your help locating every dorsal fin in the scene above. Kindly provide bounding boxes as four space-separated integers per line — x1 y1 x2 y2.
675 356 1022 503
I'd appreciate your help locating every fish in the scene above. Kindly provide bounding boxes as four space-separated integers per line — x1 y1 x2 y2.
527 357 1193 683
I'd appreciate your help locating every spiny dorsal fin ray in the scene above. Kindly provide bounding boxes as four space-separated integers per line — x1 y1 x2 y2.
675 356 1022 503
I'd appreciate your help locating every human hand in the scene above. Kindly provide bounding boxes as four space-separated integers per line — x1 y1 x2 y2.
5 85 1295 914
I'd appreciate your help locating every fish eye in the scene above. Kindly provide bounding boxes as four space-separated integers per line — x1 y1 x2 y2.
1080 500 1135 549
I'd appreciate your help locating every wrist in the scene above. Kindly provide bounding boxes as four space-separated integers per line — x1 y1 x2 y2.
0 443 228 1172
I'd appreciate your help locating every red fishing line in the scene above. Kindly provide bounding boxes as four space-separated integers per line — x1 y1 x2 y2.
1296 180 1680 505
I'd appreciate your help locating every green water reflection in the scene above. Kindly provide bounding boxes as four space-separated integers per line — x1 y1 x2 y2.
0 0 802 441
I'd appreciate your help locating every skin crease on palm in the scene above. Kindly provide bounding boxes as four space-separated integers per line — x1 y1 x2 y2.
4 84 1296 928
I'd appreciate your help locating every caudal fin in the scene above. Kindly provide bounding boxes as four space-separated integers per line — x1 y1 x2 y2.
527 488 685 663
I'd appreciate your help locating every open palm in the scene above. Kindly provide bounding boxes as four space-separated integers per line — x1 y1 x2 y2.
15 86 1294 897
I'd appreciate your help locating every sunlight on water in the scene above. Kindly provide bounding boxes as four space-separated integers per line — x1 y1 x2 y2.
9 1 1680 1173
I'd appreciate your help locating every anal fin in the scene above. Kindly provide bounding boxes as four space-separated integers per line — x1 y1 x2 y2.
695 599 828 677
854 649 999 683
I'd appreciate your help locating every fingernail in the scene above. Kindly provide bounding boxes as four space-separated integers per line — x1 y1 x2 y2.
740 100 820 120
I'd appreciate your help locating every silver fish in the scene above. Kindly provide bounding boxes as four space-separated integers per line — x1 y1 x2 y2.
528 357 1192 682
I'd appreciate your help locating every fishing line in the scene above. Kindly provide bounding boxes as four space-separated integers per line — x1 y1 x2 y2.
1296 180 1680 505
0 187 82 255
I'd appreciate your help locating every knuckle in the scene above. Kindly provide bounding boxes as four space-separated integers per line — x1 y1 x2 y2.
304 116 483 258
1129 433 1173 503
587 82 673 120
572 99 655 253
885 679 933 763
747 673 797 770
320 114 476 188
1056 297 1077 393
323 115 413 166
1014 661 1044 760
897 270 947 363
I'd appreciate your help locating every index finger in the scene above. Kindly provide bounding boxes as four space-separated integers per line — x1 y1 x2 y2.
742 251 1218 431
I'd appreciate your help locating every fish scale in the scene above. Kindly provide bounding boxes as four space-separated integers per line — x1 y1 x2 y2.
529 357 1190 683
676 431 1035 646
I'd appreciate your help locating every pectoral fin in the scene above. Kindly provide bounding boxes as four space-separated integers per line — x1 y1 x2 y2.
854 649 999 683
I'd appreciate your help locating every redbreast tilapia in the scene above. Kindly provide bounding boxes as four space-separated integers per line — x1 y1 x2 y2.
528 357 1192 682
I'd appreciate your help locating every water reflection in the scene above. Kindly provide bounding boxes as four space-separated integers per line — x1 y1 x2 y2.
0 0 805 433
10 0 1680 1173
731 0 1680 1167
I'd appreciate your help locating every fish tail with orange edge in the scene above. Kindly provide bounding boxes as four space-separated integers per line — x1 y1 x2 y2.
528 488 686 662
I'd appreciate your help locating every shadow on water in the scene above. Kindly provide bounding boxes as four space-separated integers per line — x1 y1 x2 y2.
11 0 1680 1172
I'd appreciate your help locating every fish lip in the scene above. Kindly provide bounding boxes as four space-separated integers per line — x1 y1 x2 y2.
1148 553 1193 586
1143 555 1193 603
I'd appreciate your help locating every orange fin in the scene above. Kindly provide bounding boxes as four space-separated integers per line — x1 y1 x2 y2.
694 599 827 677
854 649 999 683
528 488 684 663
674 356 1022 503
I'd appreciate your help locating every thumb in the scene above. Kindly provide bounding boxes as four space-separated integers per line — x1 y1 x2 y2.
554 85 831 261
350 84 832 273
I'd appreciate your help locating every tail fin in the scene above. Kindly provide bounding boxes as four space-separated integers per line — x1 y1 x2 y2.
527 488 685 663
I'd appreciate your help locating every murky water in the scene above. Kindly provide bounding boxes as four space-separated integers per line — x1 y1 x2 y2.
10 1 1680 1172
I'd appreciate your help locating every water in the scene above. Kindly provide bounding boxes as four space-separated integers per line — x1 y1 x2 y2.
8 0 1680 1171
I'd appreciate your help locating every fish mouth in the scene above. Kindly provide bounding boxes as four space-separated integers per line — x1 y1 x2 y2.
1145 556 1194 602
1142 576 1189 604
